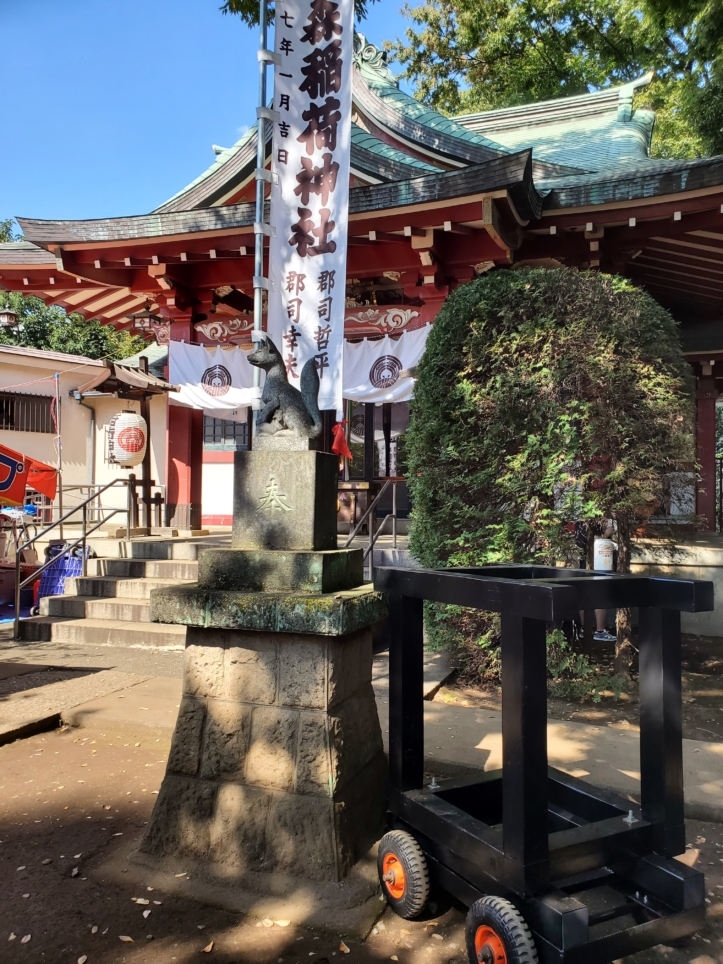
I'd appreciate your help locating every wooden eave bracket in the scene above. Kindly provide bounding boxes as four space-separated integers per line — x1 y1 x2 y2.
482 197 522 252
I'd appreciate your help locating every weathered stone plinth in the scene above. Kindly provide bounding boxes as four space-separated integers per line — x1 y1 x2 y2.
139 449 389 930
140 619 386 882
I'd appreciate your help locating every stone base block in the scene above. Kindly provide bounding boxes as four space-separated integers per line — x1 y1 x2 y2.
141 625 387 884
197 548 364 594
233 450 338 551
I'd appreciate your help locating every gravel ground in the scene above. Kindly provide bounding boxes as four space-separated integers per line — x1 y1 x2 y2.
1 727 723 964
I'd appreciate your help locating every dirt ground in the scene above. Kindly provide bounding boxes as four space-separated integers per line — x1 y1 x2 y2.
1 727 723 964
437 634 723 744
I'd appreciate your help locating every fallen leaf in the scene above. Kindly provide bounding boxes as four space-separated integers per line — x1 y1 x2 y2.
401 929 411 935
275 920 291 927
8 933 16 941
42 859 51 865
146 934 153 940
174 872 188 878
21 935 31 944
147 887 154 892
263 918 274 928
91 926 98 934
78 956 88 964
71 867 80 877
432 934 443 941
102 929 108 935
135 743 141 747
198 926 206 930
203 941 214 953
143 910 151 919
696 836 707 844
676 849 700 867
391 957 399 961
22 893 30 899
16 866 26 871
120 935 134 942
153 900 162 905
340 942 350 954
136 898 150 906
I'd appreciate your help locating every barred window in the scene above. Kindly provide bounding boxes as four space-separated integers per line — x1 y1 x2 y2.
0 392 54 433
203 415 249 451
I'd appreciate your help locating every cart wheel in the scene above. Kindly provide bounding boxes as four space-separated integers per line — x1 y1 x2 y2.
377 830 430 918
466 897 538 964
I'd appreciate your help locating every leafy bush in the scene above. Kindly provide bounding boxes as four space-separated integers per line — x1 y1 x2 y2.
407 267 693 676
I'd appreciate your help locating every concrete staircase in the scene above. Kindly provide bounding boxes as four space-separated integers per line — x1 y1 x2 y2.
17 538 220 649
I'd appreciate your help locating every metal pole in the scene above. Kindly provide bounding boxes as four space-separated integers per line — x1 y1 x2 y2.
81 503 87 578
392 481 397 549
13 521 21 641
54 372 64 540
126 479 132 540
252 0 270 418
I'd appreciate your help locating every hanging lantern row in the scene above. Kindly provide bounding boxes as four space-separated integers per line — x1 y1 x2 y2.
108 411 148 468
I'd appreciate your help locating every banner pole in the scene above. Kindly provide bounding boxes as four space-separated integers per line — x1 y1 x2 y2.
252 0 270 415
55 372 63 540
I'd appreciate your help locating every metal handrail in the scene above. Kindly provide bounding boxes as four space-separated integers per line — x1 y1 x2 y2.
12 477 134 640
342 478 401 580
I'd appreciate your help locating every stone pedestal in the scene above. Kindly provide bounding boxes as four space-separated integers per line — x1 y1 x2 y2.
137 450 388 929
141 621 385 882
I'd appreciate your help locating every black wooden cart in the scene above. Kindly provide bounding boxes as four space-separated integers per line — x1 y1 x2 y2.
373 564 714 964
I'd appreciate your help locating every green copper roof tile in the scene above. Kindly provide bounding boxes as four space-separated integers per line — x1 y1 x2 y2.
351 125 439 173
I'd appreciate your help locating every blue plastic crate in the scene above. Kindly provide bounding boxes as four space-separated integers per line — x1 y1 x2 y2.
37 543 85 599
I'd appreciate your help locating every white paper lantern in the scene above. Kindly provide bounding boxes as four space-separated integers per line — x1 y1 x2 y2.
108 411 147 467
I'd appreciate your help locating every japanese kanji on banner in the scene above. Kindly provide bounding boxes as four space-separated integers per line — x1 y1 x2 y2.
268 0 354 418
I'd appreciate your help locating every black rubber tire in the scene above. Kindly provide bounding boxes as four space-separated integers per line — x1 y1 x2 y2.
377 829 430 919
465 896 538 964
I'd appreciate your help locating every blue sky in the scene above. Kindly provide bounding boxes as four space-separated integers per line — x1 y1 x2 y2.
0 0 411 224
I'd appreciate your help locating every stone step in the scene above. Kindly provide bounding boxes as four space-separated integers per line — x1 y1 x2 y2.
87 558 199 580
64 576 193 599
40 595 151 622
17 616 186 648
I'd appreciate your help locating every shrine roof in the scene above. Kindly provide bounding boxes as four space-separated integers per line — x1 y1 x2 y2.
0 241 55 264
538 154 723 208
457 74 655 173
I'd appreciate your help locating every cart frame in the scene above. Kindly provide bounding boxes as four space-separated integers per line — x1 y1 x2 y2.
374 565 714 964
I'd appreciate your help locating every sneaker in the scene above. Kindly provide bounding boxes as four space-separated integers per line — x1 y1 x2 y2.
593 630 616 642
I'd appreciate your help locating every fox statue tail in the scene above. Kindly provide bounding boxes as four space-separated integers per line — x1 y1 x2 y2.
300 358 323 439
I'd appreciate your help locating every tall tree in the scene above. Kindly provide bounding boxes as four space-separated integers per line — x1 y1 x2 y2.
0 219 20 243
390 0 723 158
0 291 144 362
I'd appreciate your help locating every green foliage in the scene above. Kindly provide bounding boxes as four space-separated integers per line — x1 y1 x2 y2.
0 219 20 243
545 628 627 701
0 291 144 362
221 0 377 27
408 267 693 682
408 268 693 571
389 0 723 158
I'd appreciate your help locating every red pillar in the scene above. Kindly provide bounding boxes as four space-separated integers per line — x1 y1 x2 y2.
161 310 204 531
166 405 203 530
696 374 718 530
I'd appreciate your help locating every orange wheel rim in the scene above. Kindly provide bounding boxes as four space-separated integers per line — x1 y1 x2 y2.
382 853 406 899
474 926 507 964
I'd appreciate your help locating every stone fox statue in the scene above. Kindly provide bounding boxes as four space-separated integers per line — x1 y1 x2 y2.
248 335 322 438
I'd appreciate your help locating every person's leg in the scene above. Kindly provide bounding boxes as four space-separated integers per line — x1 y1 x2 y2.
593 610 616 642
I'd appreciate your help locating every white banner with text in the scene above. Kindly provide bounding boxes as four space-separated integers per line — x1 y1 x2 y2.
267 0 354 418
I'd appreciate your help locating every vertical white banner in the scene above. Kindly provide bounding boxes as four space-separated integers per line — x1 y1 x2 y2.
268 0 353 418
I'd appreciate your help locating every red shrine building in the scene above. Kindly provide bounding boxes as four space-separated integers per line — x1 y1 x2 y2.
3 37 723 529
